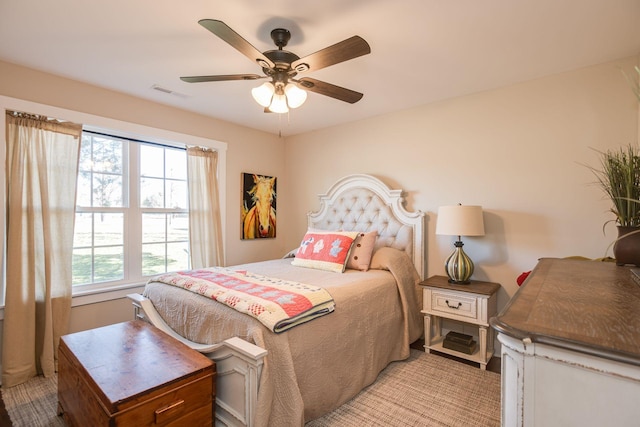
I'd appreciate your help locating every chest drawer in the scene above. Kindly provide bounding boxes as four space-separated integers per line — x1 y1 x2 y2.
430 290 479 320
114 373 214 426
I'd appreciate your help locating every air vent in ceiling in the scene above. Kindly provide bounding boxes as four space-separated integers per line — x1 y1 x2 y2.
151 84 188 98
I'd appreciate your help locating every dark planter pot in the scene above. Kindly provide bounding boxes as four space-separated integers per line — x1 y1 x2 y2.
613 226 640 266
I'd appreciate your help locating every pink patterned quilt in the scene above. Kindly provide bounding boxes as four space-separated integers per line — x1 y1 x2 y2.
152 267 335 333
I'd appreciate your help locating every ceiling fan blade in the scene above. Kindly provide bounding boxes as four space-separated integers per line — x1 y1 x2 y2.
198 19 275 69
180 74 263 83
292 36 370 74
297 78 364 104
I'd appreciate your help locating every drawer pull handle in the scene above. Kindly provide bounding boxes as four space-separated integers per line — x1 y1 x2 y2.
445 300 462 309
155 399 185 423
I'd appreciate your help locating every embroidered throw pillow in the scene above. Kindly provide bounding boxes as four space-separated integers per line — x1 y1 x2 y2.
346 231 377 271
291 230 359 273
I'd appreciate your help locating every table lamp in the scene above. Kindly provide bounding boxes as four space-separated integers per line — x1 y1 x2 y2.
436 204 485 284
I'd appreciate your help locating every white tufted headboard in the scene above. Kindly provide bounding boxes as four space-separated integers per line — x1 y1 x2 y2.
308 174 426 279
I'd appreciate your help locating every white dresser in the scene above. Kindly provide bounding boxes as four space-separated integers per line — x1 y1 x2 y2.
491 258 640 427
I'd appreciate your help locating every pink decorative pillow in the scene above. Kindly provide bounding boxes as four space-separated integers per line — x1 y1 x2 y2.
291 230 359 273
346 231 377 271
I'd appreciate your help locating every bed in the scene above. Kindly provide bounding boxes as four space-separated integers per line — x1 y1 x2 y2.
127 174 426 427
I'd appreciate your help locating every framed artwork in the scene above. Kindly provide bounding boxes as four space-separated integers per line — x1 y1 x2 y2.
241 173 277 239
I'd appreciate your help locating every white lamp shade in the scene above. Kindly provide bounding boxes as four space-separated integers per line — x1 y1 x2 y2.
269 93 289 113
436 205 485 236
251 82 275 107
284 84 307 108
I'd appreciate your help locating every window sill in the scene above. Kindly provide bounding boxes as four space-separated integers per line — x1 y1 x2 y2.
0 282 147 321
71 282 146 307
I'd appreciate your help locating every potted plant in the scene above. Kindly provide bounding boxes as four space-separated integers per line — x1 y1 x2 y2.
588 66 640 266
590 144 640 265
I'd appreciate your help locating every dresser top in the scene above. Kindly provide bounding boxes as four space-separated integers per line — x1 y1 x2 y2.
490 258 640 366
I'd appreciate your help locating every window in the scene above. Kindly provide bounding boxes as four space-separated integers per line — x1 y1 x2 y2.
0 97 227 307
73 131 190 289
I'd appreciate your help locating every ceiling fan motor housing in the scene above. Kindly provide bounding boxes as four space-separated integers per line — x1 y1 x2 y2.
264 28 308 77
264 49 300 70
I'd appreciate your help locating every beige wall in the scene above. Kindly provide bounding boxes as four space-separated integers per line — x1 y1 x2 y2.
284 56 640 309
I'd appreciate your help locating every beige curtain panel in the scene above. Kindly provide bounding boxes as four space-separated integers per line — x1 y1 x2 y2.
2 111 82 387
186 146 224 269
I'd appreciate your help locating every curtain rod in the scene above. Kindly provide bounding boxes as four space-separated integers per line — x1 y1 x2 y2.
7 109 66 123
82 129 186 151
6 109 83 136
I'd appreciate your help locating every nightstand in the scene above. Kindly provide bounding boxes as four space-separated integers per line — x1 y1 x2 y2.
419 275 500 370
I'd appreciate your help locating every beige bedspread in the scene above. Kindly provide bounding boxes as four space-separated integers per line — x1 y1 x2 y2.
143 247 422 427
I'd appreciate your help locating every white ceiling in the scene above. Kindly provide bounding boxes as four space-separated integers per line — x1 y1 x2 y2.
1 0 639 136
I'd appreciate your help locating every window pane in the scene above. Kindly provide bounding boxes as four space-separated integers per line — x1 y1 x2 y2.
142 243 166 276
93 137 123 173
94 213 123 246
167 242 189 272
166 149 186 179
168 214 189 241
73 213 92 247
94 246 124 282
140 145 164 178
142 213 166 243
141 177 164 208
72 248 92 285
79 135 92 171
92 173 123 207
166 180 188 209
76 172 92 207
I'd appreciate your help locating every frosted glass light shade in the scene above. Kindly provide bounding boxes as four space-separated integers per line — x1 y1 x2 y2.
269 93 289 113
251 82 275 107
436 205 485 237
284 84 307 108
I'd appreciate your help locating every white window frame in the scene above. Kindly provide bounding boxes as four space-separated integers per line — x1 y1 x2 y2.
0 95 227 315
74 134 192 291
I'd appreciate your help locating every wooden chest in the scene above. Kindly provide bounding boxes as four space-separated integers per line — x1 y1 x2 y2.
58 320 215 426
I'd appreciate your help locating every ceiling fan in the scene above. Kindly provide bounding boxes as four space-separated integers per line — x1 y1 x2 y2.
180 19 371 113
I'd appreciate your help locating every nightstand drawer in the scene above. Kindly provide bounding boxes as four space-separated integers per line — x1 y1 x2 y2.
430 290 478 320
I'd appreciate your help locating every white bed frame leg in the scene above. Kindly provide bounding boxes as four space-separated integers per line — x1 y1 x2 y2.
127 294 267 427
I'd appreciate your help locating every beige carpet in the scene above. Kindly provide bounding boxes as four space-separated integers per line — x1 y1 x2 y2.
2 375 64 427
2 350 500 426
307 350 501 426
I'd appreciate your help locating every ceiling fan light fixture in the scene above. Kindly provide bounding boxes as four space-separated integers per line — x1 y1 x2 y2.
251 82 275 107
284 84 307 109
269 92 289 113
